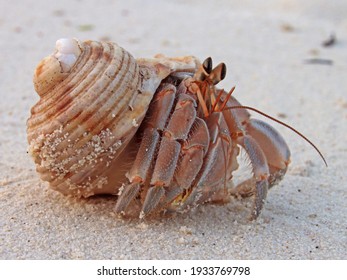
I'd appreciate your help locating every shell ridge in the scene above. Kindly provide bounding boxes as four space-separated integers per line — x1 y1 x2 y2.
51 42 128 159
55 42 132 150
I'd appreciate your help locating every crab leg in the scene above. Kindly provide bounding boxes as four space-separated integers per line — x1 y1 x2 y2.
114 182 141 214
174 118 209 188
163 117 210 210
141 93 197 216
223 96 277 219
114 126 161 214
180 112 234 207
114 84 176 214
236 135 270 219
245 119 291 187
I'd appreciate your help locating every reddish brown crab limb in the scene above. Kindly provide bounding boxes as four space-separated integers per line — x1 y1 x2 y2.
236 135 270 219
182 111 235 207
228 118 291 219
219 90 290 219
114 84 177 214
114 182 141 214
230 117 291 219
141 186 166 217
159 117 211 211
245 119 291 187
174 118 209 188
142 93 198 215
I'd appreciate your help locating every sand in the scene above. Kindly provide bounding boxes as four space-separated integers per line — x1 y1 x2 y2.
0 0 346 259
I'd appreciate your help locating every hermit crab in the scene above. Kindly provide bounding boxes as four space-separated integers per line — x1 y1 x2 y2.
27 38 326 219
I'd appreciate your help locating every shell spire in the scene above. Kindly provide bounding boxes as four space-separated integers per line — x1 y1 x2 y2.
54 38 82 72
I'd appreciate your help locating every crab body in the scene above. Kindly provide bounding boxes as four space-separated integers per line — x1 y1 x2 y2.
115 61 291 219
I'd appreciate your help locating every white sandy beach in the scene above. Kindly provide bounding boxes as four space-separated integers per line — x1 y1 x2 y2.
0 0 346 259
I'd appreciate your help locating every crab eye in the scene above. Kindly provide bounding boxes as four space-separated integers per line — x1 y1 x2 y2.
202 57 212 74
220 63 227 81
210 62 227 85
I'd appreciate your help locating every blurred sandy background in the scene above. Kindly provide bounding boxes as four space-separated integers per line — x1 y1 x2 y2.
0 0 346 259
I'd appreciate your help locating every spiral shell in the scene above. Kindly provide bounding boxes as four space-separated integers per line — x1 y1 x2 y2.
27 38 199 197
